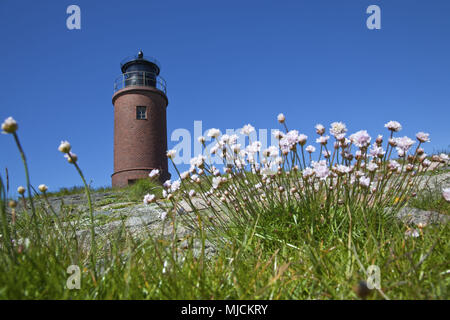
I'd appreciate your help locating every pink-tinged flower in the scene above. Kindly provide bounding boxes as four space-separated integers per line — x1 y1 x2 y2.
316 135 330 145
405 229 420 238
388 160 401 171
207 128 221 138
416 132 430 143
188 189 196 197
335 164 350 175
323 150 331 158
315 124 325 135
170 180 181 192
330 122 347 137
422 159 431 167
241 124 255 135
149 169 160 178
1 117 18 134
277 113 285 123
212 176 223 189
143 193 156 204
302 167 314 178
443 188 450 202
384 121 402 132
394 136 415 153
312 160 330 180
366 162 378 172
163 180 172 189
306 145 316 153
349 130 371 148
369 143 385 158
167 149 177 159
359 176 370 188
58 140 71 153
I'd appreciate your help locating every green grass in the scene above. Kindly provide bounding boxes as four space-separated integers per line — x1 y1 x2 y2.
1 181 449 299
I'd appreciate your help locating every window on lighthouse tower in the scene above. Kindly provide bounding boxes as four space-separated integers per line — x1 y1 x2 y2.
136 106 147 120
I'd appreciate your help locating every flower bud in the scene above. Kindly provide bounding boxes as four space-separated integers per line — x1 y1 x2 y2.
17 186 25 195
1 117 18 134
38 184 48 193
58 141 71 153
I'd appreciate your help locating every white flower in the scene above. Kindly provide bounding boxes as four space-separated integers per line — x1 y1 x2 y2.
369 143 385 158
359 176 370 188
1 117 18 134
302 167 314 178
366 162 378 172
212 176 223 189
416 132 430 143
170 180 181 192
163 180 171 189
143 193 156 204
231 144 241 154
298 134 308 145
180 171 189 180
440 153 449 162
207 128 221 138
443 188 450 202
384 121 402 132
388 160 401 171
188 189 196 197
422 159 431 167
316 135 330 145
167 149 177 159
312 160 330 180
277 113 285 123
405 229 420 238
330 122 347 137
159 211 168 220
149 169 160 178
349 130 371 148
273 129 284 140
263 146 278 158
315 124 325 135
305 145 316 153
335 164 351 175
58 140 71 153
190 154 206 168
322 150 331 158
38 184 48 193
394 136 415 153
241 124 255 135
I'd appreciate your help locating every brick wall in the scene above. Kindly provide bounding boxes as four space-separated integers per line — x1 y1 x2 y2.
112 86 170 187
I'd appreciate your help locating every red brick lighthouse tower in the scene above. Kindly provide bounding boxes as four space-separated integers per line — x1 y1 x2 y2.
112 51 170 187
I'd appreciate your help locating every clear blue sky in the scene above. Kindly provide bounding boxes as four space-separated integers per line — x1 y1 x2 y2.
0 0 449 194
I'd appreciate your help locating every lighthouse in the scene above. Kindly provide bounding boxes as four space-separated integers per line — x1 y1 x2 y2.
112 51 170 187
